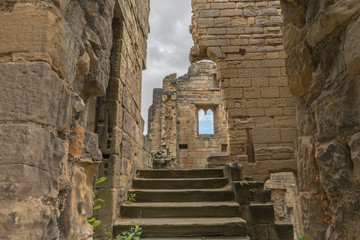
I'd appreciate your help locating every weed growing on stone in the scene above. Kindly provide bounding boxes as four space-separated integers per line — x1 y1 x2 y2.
88 174 107 228
117 224 142 240
104 229 112 239
298 236 313 240
127 193 136 202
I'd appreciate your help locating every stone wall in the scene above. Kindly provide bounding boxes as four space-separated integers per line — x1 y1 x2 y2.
265 172 303 239
191 0 360 239
148 62 228 168
0 0 150 239
190 0 297 181
281 1 360 239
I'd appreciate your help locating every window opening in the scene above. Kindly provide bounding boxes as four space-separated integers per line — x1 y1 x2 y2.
198 109 214 134
179 144 188 150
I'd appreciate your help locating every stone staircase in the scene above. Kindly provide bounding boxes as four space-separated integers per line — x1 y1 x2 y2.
113 168 293 239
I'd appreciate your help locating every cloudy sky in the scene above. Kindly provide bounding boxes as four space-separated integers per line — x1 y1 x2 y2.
141 0 193 133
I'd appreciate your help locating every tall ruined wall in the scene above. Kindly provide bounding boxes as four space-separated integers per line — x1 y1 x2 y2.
0 0 150 239
160 74 178 161
148 88 164 153
148 62 228 168
190 0 297 180
176 62 228 168
281 1 360 239
91 0 152 236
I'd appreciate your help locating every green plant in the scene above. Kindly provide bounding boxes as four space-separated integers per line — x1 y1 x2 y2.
127 193 136 202
104 229 112 239
117 224 142 240
298 236 313 240
87 174 107 228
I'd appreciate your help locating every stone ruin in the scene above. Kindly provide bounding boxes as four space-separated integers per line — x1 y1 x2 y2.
148 61 228 169
190 0 298 182
0 0 359 239
190 0 360 239
0 0 151 239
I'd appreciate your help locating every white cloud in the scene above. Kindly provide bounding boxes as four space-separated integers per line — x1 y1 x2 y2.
141 0 193 134
199 110 214 122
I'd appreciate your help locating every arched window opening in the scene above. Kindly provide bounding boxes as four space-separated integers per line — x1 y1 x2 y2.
198 109 214 135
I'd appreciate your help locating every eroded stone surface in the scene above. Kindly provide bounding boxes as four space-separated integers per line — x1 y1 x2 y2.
0 62 71 131
281 0 360 239
0 125 64 200
0 200 58 240
0 0 151 239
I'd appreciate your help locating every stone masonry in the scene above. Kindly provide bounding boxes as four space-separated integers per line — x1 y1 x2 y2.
264 172 302 239
281 1 360 239
1 0 360 239
190 0 298 181
0 0 151 239
191 0 360 239
148 62 228 168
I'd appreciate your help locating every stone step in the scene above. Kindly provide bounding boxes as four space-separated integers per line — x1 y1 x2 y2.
113 217 248 237
137 169 224 178
121 202 240 218
132 177 228 189
274 222 294 240
128 188 235 202
249 204 275 224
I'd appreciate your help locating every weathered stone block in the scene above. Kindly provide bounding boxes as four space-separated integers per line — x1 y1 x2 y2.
221 9 243 17
253 128 281 144
0 125 64 199
62 162 97 240
0 200 58 240
282 23 305 55
344 16 360 78
261 87 279 98
70 124 85 157
255 117 274 128
300 192 327 239
211 2 236 9
274 116 297 128
247 108 265 117
84 131 102 161
207 27 227 35
270 16 283 26
350 132 360 181
244 8 261 17
285 43 312 99
233 181 251 205
250 204 275 223
0 62 71 130
262 8 278 16
198 9 220 18
280 129 297 142
197 17 215 27
315 141 353 198
306 0 360 48
223 162 243 181
312 79 360 141
0 3 79 82
265 107 283 116
244 87 261 99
